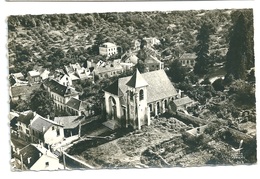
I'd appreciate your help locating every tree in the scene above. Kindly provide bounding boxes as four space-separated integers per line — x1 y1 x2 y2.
168 60 188 83
212 78 225 91
29 88 55 119
194 23 212 76
134 60 146 73
226 10 254 80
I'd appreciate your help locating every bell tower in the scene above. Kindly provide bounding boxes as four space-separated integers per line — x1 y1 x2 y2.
126 69 150 130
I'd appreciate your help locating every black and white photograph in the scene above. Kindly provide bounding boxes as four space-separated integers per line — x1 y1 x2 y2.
1 1 259 178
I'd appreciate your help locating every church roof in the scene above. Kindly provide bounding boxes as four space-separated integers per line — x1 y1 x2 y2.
126 69 148 88
104 70 177 103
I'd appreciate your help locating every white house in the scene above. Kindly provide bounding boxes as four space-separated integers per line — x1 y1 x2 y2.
99 42 118 57
30 114 64 149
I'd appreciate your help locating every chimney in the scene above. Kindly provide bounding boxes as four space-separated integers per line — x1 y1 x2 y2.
181 91 184 98
17 148 20 155
47 115 50 119
39 153 42 158
43 126 46 132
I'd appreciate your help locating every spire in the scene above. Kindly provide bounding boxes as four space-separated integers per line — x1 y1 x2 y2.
126 69 148 88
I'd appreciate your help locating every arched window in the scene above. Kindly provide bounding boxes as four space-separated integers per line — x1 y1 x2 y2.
130 91 134 101
139 89 144 100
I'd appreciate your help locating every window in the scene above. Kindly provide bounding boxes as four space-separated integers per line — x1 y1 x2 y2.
45 162 49 167
56 129 60 136
52 126 55 130
130 91 134 101
139 89 144 100
26 129 29 135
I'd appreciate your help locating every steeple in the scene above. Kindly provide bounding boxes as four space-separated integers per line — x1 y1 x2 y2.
126 69 148 88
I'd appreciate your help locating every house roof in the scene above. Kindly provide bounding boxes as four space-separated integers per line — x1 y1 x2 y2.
30 114 62 133
104 70 178 103
66 98 89 111
145 55 161 64
54 116 84 129
18 144 43 169
10 84 40 98
43 79 79 97
16 111 35 126
94 64 123 74
173 96 193 107
126 69 149 88
104 80 124 97
11 72 24 79
28 70 40 77
100 42 117 48
179 53 197 60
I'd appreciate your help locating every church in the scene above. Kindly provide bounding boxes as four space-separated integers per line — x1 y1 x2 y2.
103 69 180 130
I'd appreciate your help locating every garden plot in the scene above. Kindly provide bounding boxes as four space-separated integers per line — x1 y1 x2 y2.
72 117 188 169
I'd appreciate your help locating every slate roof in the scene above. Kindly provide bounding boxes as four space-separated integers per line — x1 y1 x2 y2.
126 69 149 88
104 70 177 103
19 144 43 169
30 114 62 133
95 64 123 74
173 96 193 107
43 79 79 97
16 111 34 126
54 116 84 129
66 98 88 111
179 53 197 60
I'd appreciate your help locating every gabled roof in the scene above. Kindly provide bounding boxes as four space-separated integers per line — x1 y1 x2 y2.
11 72 24 79
30 114 63 133
104 70 178 103
54 116 84 129
126 69 148 88
94 64 123 74
66 98 88 111
145 55 161 64
173 96 193 107
179 53 197 60
104 80 124 97
18 144 43 169
43 79 79 97
28 70 40 77
100 42 117 48
16 111 34 126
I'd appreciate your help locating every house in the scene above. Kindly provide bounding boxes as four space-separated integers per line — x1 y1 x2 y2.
103 69 180 130
179 53 197 68
144 55 164 72
39 68 50 80
16 111 35 142
43 79 80 111
27 70 41 85
99 42 118 57
66 97 93 116
64 63 92 81
173 96 194 110
54 116 85 137
143 37 160 48
94 63 123 79
12 144 61 171
30 114 64 149
43 79 92 116
120 52 138 70
53 72 73 87
9 111 19 130
10 72 25 81
9 84 40 102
